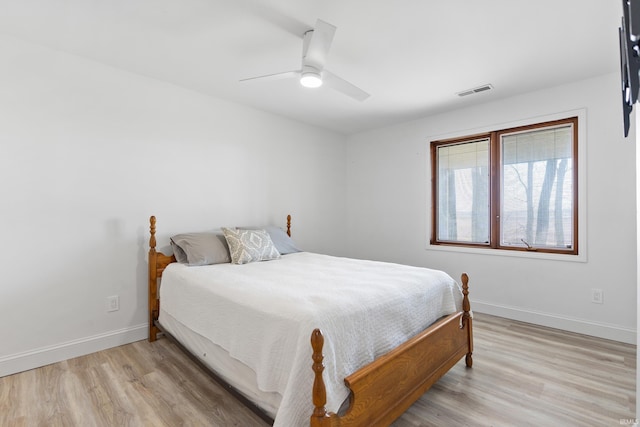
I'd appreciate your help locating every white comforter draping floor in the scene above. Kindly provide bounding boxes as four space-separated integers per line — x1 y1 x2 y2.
159 252 462 427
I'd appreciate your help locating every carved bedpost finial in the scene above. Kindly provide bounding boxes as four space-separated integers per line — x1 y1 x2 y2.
149 216 157 252
310 328 328 421
286 214 292 237
461 273 470 313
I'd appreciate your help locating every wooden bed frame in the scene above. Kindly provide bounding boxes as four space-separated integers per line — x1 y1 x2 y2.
148 215 473 427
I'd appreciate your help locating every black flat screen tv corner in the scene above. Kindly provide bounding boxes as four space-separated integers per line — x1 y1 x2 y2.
620 0 640 137
621 24 633 137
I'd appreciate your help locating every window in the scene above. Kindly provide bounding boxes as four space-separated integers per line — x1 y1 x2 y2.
430 117 578 255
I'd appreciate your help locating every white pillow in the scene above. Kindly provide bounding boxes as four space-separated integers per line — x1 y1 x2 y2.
221 228 281 265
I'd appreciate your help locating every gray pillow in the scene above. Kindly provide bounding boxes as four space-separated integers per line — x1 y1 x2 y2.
170 240 189 264
170 232 231 266
221 228 281 264
240 225 302 255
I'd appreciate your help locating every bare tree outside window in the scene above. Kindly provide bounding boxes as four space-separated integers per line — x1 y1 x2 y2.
501 125 574 250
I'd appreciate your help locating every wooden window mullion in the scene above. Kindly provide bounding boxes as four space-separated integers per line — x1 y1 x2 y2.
489 132 500 249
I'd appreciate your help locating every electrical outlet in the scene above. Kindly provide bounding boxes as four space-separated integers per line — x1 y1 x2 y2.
591 289 603 304
107 295 119 312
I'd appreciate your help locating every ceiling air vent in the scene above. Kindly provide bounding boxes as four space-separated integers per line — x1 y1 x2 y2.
457 84 493 97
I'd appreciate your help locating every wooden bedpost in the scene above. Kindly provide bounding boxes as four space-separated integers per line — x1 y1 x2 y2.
147 215 177 343
461 273 473 367
148 216 159 342
286 214 292 237
310 329 333 427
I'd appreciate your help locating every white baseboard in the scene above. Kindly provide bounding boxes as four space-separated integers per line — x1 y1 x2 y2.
0 323 148 378
473 301 636 345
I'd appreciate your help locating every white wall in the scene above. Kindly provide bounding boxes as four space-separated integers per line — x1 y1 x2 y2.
1 30 633 379
0 34 347 376
346 72 637 343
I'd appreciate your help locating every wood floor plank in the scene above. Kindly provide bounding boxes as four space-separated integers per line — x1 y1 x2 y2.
391 314 636 427
0 313 635 426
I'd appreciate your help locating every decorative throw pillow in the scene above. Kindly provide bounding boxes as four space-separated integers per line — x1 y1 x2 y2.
239 225 302 255
221 228 281 265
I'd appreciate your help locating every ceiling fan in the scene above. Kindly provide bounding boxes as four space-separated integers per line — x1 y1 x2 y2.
240 19 370 101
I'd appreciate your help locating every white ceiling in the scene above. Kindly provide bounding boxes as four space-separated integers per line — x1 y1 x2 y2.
0 0 622 135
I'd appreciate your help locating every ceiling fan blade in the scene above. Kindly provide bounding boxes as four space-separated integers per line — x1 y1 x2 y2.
240 70 300 82
303 19 336 71
323 70 370 101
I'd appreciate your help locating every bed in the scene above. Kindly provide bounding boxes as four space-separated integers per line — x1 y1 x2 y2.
148 215 473 427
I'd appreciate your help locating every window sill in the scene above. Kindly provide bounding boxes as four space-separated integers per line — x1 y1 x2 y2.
425 242 587 263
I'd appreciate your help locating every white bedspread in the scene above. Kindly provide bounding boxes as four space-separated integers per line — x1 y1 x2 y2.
159 252 462 427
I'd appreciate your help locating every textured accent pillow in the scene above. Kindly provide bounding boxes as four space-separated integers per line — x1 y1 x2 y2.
170 232 231 266
221 227 281 265
240 225 302 255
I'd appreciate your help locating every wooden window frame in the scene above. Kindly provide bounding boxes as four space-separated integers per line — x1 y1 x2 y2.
430 117 578 255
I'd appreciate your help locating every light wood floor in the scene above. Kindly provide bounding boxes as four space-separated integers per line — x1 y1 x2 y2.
0 313 635 427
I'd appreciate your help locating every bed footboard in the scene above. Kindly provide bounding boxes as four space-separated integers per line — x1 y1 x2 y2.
311 274 473 427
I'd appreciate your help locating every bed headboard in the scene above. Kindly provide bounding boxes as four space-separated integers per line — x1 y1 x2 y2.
148 216 176 342
148 214 293 342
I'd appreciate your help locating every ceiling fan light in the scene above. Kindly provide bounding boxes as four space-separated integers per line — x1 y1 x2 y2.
300 71 322 88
